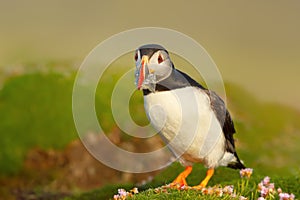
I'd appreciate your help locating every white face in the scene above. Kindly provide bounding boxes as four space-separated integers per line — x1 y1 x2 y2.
135 49 173 91
147 50 173 81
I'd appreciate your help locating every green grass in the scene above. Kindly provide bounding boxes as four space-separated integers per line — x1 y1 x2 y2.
64 162 300 199
0 72 78 174
63 184 134 200
135 164 299 199
225 83 300 176
126 178 298 200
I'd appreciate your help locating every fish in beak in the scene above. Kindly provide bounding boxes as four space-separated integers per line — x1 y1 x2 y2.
136 56 156 92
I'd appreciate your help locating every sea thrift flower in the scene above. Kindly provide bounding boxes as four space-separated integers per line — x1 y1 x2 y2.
214 187 223 197
257 197 265 200
279 193 295 200
268 183 275 193
239 196 247 200
240 168 253 178
262 176 270 185
207 187 214 195
180 184 186 190
290 194 295 199
118 188 127 198
223 185 234 195
257 176 278 198
260 186 269 197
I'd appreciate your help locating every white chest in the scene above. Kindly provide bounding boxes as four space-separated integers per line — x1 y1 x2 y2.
143 87 225 167
144 87 209 139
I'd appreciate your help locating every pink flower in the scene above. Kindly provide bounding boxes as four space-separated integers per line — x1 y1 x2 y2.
223 185 234 195
268 183 275 193
260 186 269 197
231 193 237 198
279 193 295 200
257 197 265 200
262 176 270 185
290 194 296 199
240 168 253 178
258 182 263 190
118 188 127 197
180 184 186 190
214 187 223 197
257 176 277 198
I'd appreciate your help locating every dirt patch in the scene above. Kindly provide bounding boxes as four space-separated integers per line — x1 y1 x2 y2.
1 131 167 199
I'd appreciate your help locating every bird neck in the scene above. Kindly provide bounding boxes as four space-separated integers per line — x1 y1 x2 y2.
142 68 205 95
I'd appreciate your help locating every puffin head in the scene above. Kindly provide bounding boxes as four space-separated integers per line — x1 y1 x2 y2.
134 44 173 92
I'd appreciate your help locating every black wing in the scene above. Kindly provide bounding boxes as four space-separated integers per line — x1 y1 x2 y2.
204 90 236 153
175 70 237 152
173 70 236 148
204 90 245 169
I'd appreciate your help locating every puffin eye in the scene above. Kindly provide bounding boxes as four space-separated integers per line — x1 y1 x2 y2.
158 54 163 64
134 52 138 61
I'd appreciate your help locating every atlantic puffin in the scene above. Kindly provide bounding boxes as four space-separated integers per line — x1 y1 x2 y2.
134 44 245 188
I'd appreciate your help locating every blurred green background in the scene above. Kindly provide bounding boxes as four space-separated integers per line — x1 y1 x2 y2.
0 0 299 199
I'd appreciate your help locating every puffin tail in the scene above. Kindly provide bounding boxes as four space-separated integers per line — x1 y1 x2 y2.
227 152 246 169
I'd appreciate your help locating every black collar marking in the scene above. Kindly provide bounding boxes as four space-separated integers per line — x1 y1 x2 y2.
142 68 205 95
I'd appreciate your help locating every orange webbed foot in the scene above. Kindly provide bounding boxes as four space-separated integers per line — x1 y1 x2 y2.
192 168 214 189
170 166 192 187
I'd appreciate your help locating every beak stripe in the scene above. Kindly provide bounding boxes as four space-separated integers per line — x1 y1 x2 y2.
137 62 144 90
137 56 148 90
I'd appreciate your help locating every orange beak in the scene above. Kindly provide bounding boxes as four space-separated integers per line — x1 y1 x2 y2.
137 56 149 90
